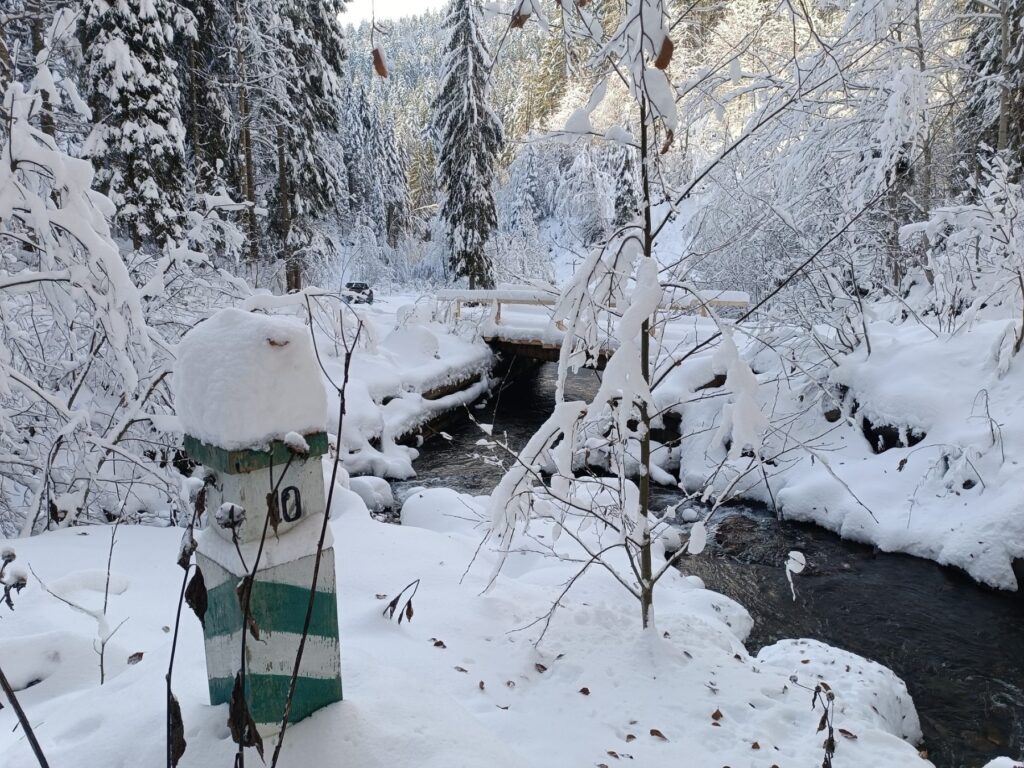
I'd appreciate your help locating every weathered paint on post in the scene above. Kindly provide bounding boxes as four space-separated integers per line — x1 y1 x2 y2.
189 434 342 736
199 434 329 545
197 547 342 735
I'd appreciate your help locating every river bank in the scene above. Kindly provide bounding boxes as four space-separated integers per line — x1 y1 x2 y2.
392 362 1024 767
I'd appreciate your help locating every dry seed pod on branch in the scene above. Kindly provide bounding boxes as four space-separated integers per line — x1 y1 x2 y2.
660 128 675 155
654 36 674 70
372 46 388 78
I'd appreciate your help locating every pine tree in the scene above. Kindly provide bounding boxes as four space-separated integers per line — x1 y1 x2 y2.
268 0 349 291
369 92 410 247
607 144 640 227
961 0 1024 175
82 0 189 249
225 0 348 289
178 0 235 191
378 120 409 246
505 139 544 231
342 80 376 224
430 0 504 289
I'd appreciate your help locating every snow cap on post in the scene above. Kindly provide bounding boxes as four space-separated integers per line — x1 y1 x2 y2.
174 308 327 451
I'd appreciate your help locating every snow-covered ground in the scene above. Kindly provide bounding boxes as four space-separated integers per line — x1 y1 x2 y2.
0 473 942 768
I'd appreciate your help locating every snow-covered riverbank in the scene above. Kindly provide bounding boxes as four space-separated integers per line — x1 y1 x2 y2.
654 313 1024 590
236 293 493 480
0 472 942 768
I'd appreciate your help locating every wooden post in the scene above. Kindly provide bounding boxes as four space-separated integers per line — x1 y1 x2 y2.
185 439 342 736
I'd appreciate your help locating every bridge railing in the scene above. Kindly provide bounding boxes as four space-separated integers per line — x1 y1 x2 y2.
435 287 750 325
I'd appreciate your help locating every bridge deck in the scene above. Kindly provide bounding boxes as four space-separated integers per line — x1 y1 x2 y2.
439 286 749 368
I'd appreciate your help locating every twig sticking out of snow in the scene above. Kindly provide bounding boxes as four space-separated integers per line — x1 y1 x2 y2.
785 551 806 601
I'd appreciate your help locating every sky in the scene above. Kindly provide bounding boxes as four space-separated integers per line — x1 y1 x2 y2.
342 0 449 23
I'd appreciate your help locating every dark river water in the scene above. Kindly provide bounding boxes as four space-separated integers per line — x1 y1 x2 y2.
393 362 1024 768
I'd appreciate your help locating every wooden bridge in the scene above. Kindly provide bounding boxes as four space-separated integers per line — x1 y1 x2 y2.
436 287 750 369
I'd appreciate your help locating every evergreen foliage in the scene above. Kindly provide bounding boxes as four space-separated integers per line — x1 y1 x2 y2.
430 0 504 288
81 0 190 249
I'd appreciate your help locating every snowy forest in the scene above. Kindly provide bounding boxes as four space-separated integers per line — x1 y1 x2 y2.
1 0 1023 767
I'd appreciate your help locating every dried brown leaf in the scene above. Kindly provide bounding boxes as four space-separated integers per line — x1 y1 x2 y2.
372 47 388 78
185 567 208 629
169 692 186 767
228 673 264 759
266 490 280 536
654 36 674 70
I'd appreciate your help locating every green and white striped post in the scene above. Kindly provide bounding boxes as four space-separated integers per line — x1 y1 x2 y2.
189 432 343 736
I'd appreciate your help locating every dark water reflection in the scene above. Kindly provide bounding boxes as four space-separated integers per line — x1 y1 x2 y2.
393 363 1024 768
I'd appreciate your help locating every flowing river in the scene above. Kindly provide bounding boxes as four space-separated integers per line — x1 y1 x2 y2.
392 362 1024 768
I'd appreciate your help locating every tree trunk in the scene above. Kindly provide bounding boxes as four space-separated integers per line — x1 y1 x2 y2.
999 0 1011 152
638 104 654 630
28 0 55 138
234 0 260 265
278 125 301 292
912 0 935 285
0 19 12 95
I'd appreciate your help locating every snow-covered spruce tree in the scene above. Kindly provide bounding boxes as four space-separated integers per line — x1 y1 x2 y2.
266 0 349 292
342 80 374 218
373 98 411 248
342 81 409 247
218 0 348 289
178 0 235 192
555 143 615 245
503 137 545 231
607 143 640 227
81 0 188 250
430 0 504 289
960 0 1024 172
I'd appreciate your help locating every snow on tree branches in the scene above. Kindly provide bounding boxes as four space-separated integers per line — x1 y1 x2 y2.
431 0 504 289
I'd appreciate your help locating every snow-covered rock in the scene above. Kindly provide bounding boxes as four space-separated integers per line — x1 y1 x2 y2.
349 475 395 512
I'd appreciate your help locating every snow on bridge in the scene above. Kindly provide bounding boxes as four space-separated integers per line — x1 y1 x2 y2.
436 287 750 369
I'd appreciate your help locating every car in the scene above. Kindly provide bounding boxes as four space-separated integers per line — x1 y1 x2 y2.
344 281 374 304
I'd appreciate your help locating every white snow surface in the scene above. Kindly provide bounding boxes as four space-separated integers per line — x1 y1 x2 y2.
173 308 328 449
658 315 1024 589
349 475 395 512
317 295 492 479
0 476 942 768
